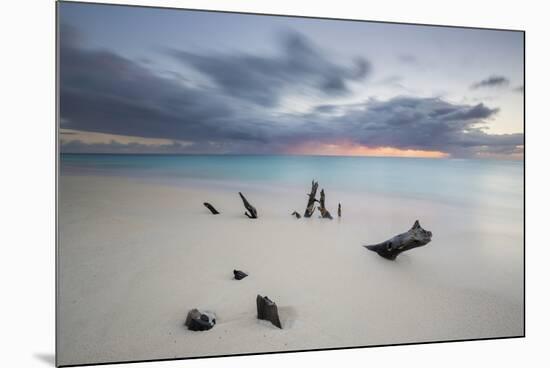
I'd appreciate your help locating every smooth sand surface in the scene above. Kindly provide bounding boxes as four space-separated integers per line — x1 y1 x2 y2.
58 174 523 365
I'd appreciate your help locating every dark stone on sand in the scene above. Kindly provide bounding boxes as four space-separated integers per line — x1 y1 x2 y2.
233 270 248 280
185 309 216 331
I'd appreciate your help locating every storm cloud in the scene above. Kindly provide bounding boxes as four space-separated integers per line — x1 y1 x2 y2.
59 24 271 145
470 75 510 89
301 97 522 157
59 24 523 158
167 32 371 107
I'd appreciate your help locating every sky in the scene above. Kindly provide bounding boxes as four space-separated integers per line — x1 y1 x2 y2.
58 2 524 159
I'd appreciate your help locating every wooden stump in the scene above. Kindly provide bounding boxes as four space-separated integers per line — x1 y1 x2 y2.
364 220 432 260
303 180 319 218
317 189 333 219
256 295 282 329
203 202 220 215
239 192 258 219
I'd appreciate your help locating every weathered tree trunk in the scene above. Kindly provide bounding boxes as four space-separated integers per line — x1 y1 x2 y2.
364 220 432 260
317 189 333 219
303 180 319 218
291 211 301 219
203 202 220 215
338 203 342 218
256 295 282 329
239 192 258 219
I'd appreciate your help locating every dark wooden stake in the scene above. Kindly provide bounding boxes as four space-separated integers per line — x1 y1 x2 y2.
303 180 319 218
338 203 342 218
239 192 258 219
203 202 220 215
256 295 282 329
317 189 333 219
364 220 432 260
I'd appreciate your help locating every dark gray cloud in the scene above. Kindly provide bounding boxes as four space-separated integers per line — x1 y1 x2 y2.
60 23 271 146
167 32 371 107
303 97 522 157
470 75 510 90
59 24 522 158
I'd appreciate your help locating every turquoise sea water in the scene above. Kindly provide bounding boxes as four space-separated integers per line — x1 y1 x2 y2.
60 154 523 211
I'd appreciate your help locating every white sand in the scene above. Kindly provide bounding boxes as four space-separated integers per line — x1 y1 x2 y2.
57 174 524 366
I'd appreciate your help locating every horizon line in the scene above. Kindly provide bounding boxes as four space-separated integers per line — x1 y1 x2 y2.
59 152 523 161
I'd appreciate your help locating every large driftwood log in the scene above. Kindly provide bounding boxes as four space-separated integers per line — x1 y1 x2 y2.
303 180 319 218
317 189 333 219
364 220 432 260
256 295 282 329
239 192 258 219
203 202 220 215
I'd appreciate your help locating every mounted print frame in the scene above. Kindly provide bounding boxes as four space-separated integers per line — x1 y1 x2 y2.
56 1 525 366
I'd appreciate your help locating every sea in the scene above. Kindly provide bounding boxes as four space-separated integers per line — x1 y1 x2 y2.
60 154 523 213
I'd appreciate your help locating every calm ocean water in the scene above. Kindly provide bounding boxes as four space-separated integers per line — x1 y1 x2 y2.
60 154 523 211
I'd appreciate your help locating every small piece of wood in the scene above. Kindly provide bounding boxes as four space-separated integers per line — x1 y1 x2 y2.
185 309 216 331
338 203 341 218
233 269 248 280
203 202 220 215
256 295 282 329
239 192 258 219
317 189 333 219
291 211 301 219
303 180 319 218
364 220 432 260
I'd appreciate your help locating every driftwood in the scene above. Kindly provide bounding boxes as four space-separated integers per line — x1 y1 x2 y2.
291 211 301 219
364 220 432 260
233 269 248 280
185 309 216 331
303 180 319 218
239 192 258 219
317 189 333 219
338 203 342 218
256 295 282 329
203 202 220 215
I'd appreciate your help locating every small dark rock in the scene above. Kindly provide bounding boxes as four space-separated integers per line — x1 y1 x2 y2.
233 269 248 280
291 211 301 219
185 308 216 331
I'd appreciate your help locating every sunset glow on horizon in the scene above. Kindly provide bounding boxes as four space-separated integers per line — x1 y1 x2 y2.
286 142 450 158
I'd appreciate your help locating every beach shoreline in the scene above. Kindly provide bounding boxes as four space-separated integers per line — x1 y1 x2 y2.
57 172 523 366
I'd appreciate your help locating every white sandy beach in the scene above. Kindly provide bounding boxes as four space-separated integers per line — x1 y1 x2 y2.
57 174 524 366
